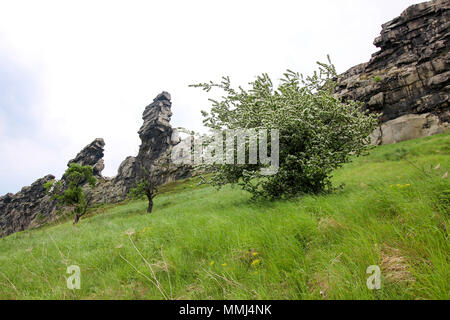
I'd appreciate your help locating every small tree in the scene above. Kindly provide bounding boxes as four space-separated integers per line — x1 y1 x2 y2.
45 163 97 224
191 57 378 199
128 174 159 214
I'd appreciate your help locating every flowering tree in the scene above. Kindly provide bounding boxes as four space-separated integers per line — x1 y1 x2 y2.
191 57 378 199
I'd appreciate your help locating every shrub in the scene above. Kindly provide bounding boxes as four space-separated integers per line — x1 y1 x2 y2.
191 57 378 199
128 179 158 214
45 163 96 224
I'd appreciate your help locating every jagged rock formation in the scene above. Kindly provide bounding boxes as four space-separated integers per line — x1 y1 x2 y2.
87 92 192 204
67 138 105 177
335 0 449 144
135 92 192 184
0 92 192 237
86 157 138 204
0 175 56 237
0 137 107 237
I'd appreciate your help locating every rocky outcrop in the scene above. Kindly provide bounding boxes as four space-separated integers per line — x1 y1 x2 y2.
67 138 105 177
0 92 193 237
86 156 138 204
371 113 448 145
0 138 107 237
134 92 192 184
335 0 449 144
0 175 56 237
87 92 193 204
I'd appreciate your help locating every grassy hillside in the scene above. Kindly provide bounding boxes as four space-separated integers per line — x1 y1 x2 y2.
0 133 448 300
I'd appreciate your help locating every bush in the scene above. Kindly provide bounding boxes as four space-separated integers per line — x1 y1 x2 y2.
191 58 378 199
45 163 96 224
127 176 159 213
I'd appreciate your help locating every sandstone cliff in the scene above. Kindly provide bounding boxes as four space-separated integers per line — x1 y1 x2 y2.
335 0 449 144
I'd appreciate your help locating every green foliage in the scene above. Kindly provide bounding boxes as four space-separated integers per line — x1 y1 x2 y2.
46 163 96 219
127 173 159 213
127 182 147 200
191 57 378 199
373 75 382 83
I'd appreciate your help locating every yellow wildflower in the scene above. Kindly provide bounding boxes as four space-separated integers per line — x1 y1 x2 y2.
251 259 261 267
210 261 215 266
252 252 259 256
222 263 227 267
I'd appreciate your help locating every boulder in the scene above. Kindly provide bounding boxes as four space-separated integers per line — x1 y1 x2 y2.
370 113 449 145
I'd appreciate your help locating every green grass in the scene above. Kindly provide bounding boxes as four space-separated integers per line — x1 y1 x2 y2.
0 133 449 300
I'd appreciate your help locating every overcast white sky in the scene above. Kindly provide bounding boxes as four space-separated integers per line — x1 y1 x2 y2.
0 0 425 195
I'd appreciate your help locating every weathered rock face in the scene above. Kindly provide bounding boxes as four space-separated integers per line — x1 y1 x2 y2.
87 92 192 204
335 0 449 144
371 113 448 145
0 137 106 237
0 175 56 237
135 92 192 184
87 156 138 204
68 138 105 177
0 92 193 237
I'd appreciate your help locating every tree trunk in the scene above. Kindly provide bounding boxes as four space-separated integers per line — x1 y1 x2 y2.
147 197 153 213
74 213 80 225
144 183 156 214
